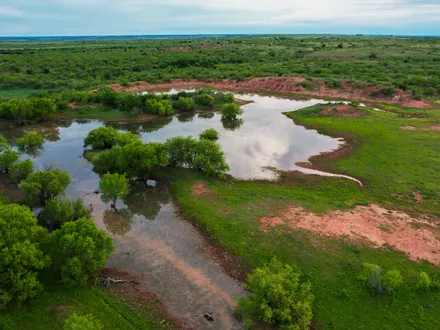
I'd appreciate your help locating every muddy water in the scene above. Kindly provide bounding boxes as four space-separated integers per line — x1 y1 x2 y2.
0 92 349 329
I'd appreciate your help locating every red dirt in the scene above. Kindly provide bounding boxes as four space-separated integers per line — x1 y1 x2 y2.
424 124 440 131
67 101 96 109
192 183 212 196
321 105 367 117
259 204 440 264
400 124 440 132
102 268 190 329
106 77 431 108
412 191 424 203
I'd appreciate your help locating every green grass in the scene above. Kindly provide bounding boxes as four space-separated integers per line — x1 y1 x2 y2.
0 89 39 99
57 105 152 121
154 104 440 329
0 283 173 330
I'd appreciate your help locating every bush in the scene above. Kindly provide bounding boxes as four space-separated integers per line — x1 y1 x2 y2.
196 93 214 107
222 93 235 103
0 149 21 174
16 131 44 150
0 97 56 125
423 87 437 96
49 218 114 287
235 259 314 329
9 158 34 182
20 169 71 204
199 128 219 141
38 198 91 231
379 86 396 97
83 126 119 149
327 80 343 89
173 97 196 111
350 100 361 106
416 272 431 290
145 99 174 116
63 313 103 330
99 173 130 206
360 263 403 294
221 103 242 120
381 269 403 292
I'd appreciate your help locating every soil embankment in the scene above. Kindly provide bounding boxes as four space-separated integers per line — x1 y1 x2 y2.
107 77 430 108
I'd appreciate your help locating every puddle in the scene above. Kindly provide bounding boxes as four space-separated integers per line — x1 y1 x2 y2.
0 91 359 328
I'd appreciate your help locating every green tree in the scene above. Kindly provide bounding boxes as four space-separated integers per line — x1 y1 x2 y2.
63 313 103 330
221 103 243 120
0 149 21 174
16 131 44 151
173 97 196 111
199 128 219 141
49 218 114 287
360 263 403 294
99 173 130 206
9 158 34 183
39 198 91 231
381 269 403 292
236 258 314 329
20 169 71 204
222 93 235 103
416 272 431 290
115 131 141 147
196 93 214 107
83 126 119 149
0 204 50 308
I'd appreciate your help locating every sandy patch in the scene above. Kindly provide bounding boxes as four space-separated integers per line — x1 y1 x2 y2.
192 183 212 196
259 204 440 264
412 191 424 203
321 105 367 117
423 124 440 131
400 126 417 131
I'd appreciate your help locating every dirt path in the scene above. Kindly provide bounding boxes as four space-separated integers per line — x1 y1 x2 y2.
107 77 430 108
259 204 440 264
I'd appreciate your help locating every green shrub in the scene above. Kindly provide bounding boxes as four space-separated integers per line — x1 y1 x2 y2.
173 97 196 111
350 100 361 106
196 93 214 107
221 103 243 120
235 258 314 329
423 87 437 96
83 126 119 149
222 93 235 103
370 90 380 97
199 128 219 141
327 80 343 89
38 198 91 231
99 173 130 206
416 272 431 290
145 98 174 116
360 263 403 294
381 269 403 292
0 149 21 174
16 131 44 150
63 313 103 330
379 86 396 97
9 158 34 183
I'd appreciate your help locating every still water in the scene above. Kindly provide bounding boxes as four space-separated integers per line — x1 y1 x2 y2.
1 92 348 329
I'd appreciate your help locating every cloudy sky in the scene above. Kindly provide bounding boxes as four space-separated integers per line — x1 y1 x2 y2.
0 0 439 36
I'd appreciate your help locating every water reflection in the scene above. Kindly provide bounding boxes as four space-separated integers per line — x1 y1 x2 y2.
103 208 132 235
221 117 244 131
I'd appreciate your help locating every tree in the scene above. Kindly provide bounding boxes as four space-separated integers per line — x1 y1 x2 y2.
199 128 219 141
381 269 403 292
196 93 214 107
20 169 71 204
173 97 196 111
416 272 431 290
9 158 34 183
0 149 21 174
0 204 50 308
16 131 44 151
49 218 114 287
222 93 235 103
115 131 141 147
99 173 130 206
221 103 243 120
360 263 403 294
145 99 174 116
235 258 314 329
83 126 119 149
63 313 103 330
38 198 91 231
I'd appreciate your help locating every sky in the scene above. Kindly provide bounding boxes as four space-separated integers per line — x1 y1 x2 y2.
0 0 439 36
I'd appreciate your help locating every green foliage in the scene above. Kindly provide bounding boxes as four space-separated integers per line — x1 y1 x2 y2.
0 97 56 125
63 313 103 330
416 272 431 290
9 158 34 182
360 263 402 294
0 204 50 308
350 100 361 106
145 99 174 116
173 97 195 111
221 103 243 120
115 131 141 147
199 128 219 141
236 259 314 329
0 149 21 174
20 169 71 204
16 131 44 151
83 126 119 149
49 219 114 287
195 93 214 107
379 86 396 97
222 93 235 103
38 198 91 231
381 269 403 292
99 173 130 205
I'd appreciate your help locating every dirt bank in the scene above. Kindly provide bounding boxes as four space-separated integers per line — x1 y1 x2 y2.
259 204 440 264
107 77 430 108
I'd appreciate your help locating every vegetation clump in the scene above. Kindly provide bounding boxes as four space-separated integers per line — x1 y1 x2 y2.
199 128 219 141
16 131 44 151
38 198 91 231
221 103 243 120
63 313 103 330
99 173 130 207
360 263 403 294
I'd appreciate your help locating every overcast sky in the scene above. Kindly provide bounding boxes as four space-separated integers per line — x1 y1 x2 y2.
0 0 439 36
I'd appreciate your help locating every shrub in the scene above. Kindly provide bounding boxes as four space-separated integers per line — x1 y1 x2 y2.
83 126 119 149
222 93 235 103
63 313 103 330
370 90 380 97
0 204 50 308
423 87 437 96
416 272 431 290
199 128 219 141
38 198 91 231
196 93 214 107
49 218 114 286
9 158 34 182
381 269 403 292
16 131 44 150
327 80 343 89
99 173 130 206
0 149 21 174
20 169 71 204
145 98 174 116
115 131 141 147
360 263 403 294
221 103 243 120
350 100 361 106
235 259 314 329
173 97 196 111
379 86 396 97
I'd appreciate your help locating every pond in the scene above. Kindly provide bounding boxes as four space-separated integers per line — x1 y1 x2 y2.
0 91 349 328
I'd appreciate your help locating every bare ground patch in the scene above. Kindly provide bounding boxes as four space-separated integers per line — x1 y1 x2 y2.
192 182 212 196
259 204 440 264
320 105 367 117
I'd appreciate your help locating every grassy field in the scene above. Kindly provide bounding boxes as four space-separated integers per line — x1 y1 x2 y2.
0 283 174 330
154 104 440 329
0 88 39 99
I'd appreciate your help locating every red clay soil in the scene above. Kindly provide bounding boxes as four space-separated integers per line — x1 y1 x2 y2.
321 105 367 117
400 124 440 132
106 77 430 108
191 182 212 196
259 204 440 264
102 268 191 329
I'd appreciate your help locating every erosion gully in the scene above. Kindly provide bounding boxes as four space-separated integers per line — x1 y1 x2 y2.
1 91 357 329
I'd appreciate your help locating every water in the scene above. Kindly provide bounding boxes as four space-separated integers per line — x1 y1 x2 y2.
0 91 353 328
